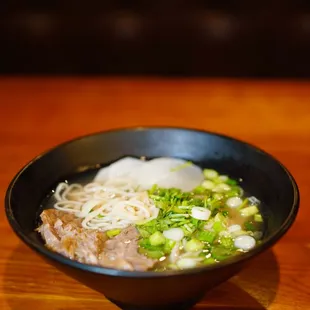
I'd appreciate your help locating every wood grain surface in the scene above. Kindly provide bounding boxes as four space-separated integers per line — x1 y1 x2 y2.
0 78 309 310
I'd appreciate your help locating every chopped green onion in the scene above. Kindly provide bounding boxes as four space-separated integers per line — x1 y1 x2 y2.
184 224 194 232
172 206 187 214
231 229 251 237
203 257 216 265
163 239 176 254
202 180 215 190
217 175 229 183
139 248 165 259
178 205 191 210
240 205 259 217
204 169 219 180
211 246 233 261
185 238 204 252
226 196 243 208
213 183 231 193
196 230 217 243
149 231 166 246
106 229 121 238
149 184 158 193
219 236 234 249
136 227 151 238
170 213 189 218
212 221 225 233
138 181 263 268
237 197 249 210
214 212 227 224
194 185 208 194
177 258 198 269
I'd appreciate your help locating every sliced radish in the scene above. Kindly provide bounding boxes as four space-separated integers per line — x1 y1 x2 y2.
135 157 204 192
95 157 146 182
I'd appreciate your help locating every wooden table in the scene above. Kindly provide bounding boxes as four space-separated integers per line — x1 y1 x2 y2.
0 78 309 310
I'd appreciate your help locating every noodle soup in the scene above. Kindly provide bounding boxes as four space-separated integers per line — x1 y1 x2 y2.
37 157 264 272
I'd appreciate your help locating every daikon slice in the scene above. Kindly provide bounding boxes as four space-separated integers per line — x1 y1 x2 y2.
94 157 146 182
135 157 204 191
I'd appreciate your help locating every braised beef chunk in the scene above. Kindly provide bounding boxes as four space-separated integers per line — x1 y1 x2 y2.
100 226 156 271
38 209 156 271
38 209 107 264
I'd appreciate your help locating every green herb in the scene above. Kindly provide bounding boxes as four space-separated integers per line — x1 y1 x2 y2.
244 221 256 231
138 184 263 264
221 210 229 217
226 179 237 186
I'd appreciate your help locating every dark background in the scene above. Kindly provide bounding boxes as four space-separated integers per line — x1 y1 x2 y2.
1 1 310 77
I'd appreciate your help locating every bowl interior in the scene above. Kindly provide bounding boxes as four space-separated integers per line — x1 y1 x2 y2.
6 127 299 274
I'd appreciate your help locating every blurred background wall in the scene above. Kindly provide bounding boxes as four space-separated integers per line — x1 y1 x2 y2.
1 1 310 77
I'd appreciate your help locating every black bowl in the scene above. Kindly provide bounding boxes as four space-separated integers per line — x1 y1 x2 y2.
5 127 299 310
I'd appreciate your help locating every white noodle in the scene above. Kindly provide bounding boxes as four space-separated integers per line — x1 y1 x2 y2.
54 182 68 201
53 178 159 232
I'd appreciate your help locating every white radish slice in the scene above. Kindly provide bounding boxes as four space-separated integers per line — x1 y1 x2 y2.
94 157 146 182
134 157 204 192
226 197 243 208
163 228 184 241
191 207 211 221
228 224 241 233
234 235 256 251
